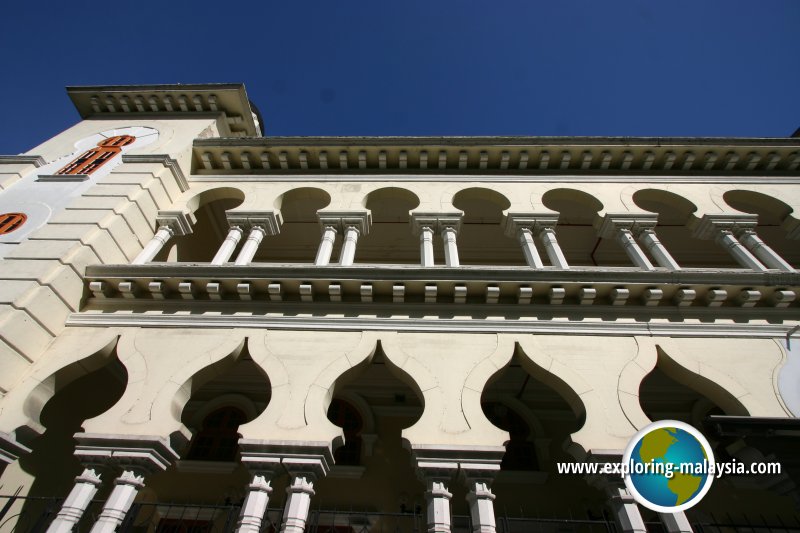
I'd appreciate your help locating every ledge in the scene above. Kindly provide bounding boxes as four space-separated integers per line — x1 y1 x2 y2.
122 154 188 192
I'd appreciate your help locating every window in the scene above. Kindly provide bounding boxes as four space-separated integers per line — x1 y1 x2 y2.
186 406 245 461
56 135 135 175
327 399 363 466
0 213 27 235
483 402 538 471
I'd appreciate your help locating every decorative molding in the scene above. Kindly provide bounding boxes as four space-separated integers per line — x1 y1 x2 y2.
0 431 32 464
0 155 47 167
156 210 196 236
66 312 798 339
36 174 90 182
596 213 658 239
316 210 372 234
73 433 180 474
226 210 283 235
503 213 560 237
410 212 463 235
122 154 189 192
192 138 800 176
693 214 760 240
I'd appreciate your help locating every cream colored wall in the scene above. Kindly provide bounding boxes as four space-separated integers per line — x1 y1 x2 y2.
0 327 790 469
0 117 216 393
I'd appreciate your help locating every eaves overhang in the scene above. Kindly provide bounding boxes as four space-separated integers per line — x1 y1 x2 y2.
67 83 260 137
191 136 800 175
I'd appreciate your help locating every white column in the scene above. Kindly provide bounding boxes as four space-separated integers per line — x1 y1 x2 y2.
236 474 273 533
605 482 646 533
517 228 544 268
715 230 768 271
616 228 654 270
465 481 496 533
314 226 337 266
660 512 694 533
132 226 173 265
211 226 244 265
235 226 267 266
89 470 145 533
441 227 460 267
280 476 315 533
637 229 681 270
537 227 569 269
738 230 794 271
338 226 360 266
420 227 435 267
425 479 453 533
47 468 103 533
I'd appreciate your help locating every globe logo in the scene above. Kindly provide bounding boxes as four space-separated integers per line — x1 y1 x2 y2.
623 420 715 512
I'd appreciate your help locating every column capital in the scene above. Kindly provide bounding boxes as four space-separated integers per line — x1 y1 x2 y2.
692 213 759 240
596 213 659 239
413 445 503 484
73 433 179 477
226 210 283 236
502 212 560 238
0 431 31 465
411 211 463 235
238 440 332 481
155 210 196 236
316 210 371 235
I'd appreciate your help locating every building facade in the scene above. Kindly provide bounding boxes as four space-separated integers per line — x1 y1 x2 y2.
0 83 798 532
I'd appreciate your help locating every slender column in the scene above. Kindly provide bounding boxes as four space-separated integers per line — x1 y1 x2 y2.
517 228 544 268
338 226 360 266
537 227 569 269
314 226 337 266
715 230 768 271
46 468 103 533
211 226 244 265
280 476 315 533
234 226 267 266
615 228 654 270
132 226 173 265
605 480 647 533
465 481 496 533
637 229 681 270
420 227 435 267
441 227 460 267
660 512 694 533
738 230 794 271
425 479 453 533
89 470 145 533
236 474 273 533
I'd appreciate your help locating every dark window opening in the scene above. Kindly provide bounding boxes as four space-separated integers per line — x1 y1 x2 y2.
482 402 539 471
327 399 363 466
186 406 245 462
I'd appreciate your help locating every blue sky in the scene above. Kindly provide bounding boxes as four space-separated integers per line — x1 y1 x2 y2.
1 0 798 154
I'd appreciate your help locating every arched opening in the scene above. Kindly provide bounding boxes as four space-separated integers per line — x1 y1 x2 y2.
481 346 592 517
638 349 799 520
723 190 798 268
257 187 332 263
452 188 521 265
326 399 363 466
357 187 420 264
632 189 737 267
313 343 425 516
541 189 606 266
158 190 246 262
9 354 126 530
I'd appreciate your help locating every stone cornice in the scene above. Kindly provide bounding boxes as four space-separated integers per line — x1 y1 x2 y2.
67 312 798 339
68 84 259 137
0 155 46 167
122 154 189 192
192 136 800 175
